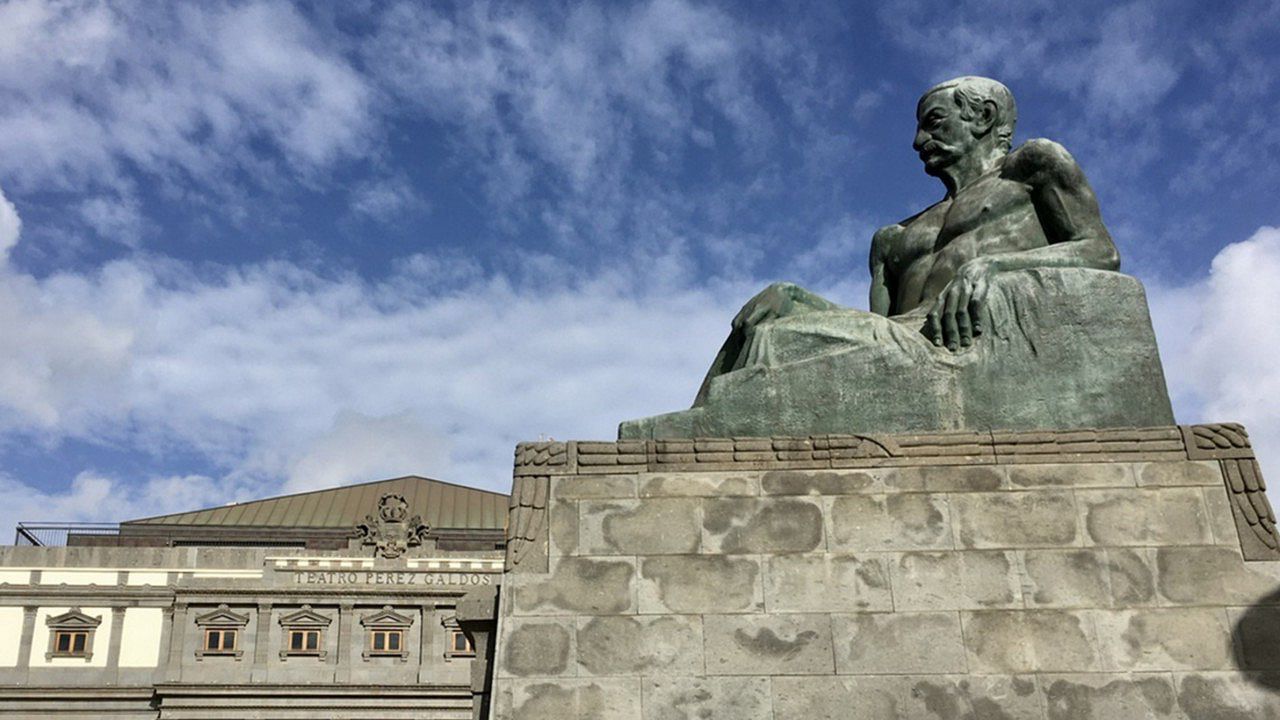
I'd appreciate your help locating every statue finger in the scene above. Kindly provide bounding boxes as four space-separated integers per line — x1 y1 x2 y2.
956 288 974 347
926 304 943 346
942 288 962 351
969 280 989 335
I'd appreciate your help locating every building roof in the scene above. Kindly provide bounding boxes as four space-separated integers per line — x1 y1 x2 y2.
123 476 509 531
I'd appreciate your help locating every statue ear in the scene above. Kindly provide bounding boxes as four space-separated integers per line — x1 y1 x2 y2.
972 99 998 137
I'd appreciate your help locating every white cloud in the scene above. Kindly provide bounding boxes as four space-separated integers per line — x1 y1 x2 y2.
0 184 20 261
1148 226 1280 491
0 1 374 196
283 410 451 494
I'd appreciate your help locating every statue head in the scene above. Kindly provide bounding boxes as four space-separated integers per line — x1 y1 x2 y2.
913 76 1017 177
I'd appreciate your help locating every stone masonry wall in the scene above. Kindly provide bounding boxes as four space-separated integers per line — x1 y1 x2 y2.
491 425 1280 719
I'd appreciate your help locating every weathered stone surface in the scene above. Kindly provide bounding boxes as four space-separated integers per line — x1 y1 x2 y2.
891 550 1022 610
703 497 824 553
550 501 579 556
1022 549 1111 608
555 474 638 500
703 613 834 675
1042 673 1179 720
643 677 771 720
761 469 882 495
1009 463 1135 489
1101 548 1158 606
499 617 574 677
951 490 1078 548
772 675 1044 720
832 612 967 674
963 610 1100 673
764 553 892 612
578 498 701 555
512 557 636 615
1205 485 1244 546
1079 488 1212 546
1094 608 1233 671
639 472 758 497
498 678 642 720
1175 672 1280 718
828 493 953 551
1137 460 1221 487
576 615 703 676
885 465 1005 492
619 270 1174 440
1156 546 1280 605
638 555 763 614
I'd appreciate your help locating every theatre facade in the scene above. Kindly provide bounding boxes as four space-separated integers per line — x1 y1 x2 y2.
0 475 509 719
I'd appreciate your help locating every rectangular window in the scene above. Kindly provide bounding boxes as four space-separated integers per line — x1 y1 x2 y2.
288 629 321 653
449 629 473 655
369 629 403 654
53 630 89 656
204 629 237 652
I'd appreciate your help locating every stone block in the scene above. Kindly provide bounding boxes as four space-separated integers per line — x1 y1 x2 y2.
512 557 636 615
639 472 758 497
578 498 701 555
1041 673 1179 720
963 610 1101 673
828 493 953 551
1228 606 1280 671
884 465 1006 492
1022 549 1111 608
1009 462 1135 489
554 474 638 500
761 469 884 495
550 501 579 557
764 553 892 613
1203 486 1243 547
1174 672 1280 718
1093 608 1233 671
891 550 1022 610
638 555 763 614
772 675 1045 720
703 613 834 675
1079 488 1212 546
499 617 575 678
831 611 967 674
1136 460 1222 487
576 615 703 677
1156 546 1280 606
643 677 771 720
950 490 1078 549
497 678 642 720
703 497 825 553
1101 548 1158 606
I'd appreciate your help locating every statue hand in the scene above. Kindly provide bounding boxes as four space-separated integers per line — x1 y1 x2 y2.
926 257 996 351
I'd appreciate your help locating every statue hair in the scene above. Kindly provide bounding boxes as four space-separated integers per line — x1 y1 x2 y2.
920 76 1017 152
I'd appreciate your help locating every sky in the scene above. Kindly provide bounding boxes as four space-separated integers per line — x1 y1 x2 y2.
1 0 1279 533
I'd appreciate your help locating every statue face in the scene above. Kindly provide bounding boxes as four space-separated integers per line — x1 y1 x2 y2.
913 89 975 176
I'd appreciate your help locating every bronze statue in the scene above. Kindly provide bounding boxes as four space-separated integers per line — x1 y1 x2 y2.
622 76 1173 439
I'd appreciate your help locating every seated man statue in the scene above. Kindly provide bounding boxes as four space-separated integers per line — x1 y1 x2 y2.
622 76 1174 439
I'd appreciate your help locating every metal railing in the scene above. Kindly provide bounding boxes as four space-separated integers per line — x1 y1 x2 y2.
14 522 120 547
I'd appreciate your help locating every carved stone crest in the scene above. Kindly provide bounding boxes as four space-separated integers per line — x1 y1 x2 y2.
354 493 430 558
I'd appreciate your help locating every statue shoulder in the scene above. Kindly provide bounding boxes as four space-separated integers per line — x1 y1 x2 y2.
1006 138 1087 185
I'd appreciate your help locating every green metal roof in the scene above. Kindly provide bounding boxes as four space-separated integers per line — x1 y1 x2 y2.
123 476 509 530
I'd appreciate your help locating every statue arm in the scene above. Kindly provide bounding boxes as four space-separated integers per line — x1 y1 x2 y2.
869 226 896 316
986 139 1120 273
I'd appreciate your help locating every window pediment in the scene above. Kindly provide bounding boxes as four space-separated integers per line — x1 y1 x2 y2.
360 605 413 629
194 604 250 627
46 608 102 629
278 605 331 628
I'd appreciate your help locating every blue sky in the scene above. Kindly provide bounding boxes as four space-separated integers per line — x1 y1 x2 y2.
1 0 1279 529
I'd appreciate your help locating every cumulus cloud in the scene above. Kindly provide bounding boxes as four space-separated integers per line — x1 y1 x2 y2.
0 185 20 261
1149 226 1280 482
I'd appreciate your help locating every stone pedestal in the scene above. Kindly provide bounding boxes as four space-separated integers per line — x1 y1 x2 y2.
491 424 1280 719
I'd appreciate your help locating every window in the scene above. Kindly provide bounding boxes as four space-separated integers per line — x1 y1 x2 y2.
53 630 89 656
369 629 402 653
204 628 237 653
44 608 102 662
288 629 321 654
278 605 331 661
193 604 249 660
360 606 413 662
448 629 474 656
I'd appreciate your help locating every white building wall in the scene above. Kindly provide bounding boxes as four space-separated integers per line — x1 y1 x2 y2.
0 607 23 667
40 570 118 585
118 608 163 667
